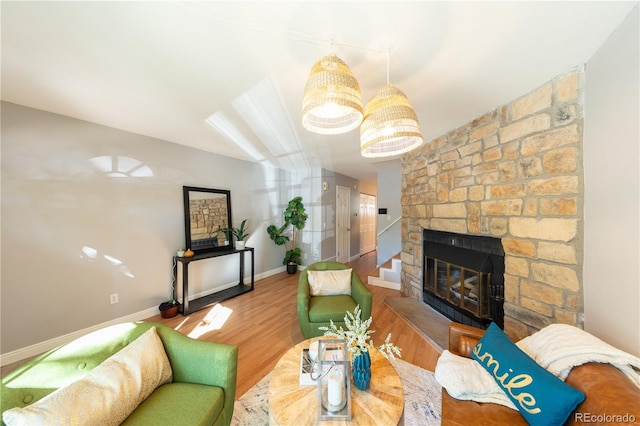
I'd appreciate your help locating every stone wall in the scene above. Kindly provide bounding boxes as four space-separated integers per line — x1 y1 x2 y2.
401 68 584 340
190 198 228 245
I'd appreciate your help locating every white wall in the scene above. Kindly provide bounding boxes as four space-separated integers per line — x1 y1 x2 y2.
583 5 639 356
376 161 402 266
0 102 303 356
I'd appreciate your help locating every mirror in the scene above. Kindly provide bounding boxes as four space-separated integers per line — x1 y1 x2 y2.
183 186 232 253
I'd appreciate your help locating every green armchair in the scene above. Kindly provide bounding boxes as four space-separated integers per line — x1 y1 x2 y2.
1 321 237 426
298 261 373 339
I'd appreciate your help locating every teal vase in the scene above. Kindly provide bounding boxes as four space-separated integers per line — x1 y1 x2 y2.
352 351 371 391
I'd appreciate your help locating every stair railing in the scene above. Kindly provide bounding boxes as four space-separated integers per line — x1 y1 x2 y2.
377 216 401 237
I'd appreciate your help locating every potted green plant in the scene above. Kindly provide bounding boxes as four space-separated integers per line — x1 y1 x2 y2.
158 299 180 318
221 219 249 250
267 196 308 273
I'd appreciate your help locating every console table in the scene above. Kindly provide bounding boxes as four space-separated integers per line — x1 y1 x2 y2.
172 247 254 315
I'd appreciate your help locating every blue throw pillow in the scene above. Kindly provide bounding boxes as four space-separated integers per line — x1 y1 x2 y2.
471 323 585 426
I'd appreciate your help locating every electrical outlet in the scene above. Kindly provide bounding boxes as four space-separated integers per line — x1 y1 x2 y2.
110 293 119 304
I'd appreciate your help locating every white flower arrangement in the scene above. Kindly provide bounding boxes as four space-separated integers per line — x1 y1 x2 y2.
318 305 402 359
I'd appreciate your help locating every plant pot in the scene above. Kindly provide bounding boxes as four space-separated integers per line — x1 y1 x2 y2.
235 241 246 250
159 302 180 318
352 351 372 391
286 262 298 274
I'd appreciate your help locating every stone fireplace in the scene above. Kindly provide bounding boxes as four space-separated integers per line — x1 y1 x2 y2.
400 68 584 341
423 229 504 329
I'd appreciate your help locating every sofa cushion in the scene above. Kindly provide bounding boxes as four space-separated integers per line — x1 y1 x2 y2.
307 269 352 296
121 382 225 426
309 295 357 322
2 326 172 426
471 323 585 426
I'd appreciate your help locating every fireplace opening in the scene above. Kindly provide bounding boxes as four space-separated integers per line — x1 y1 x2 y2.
422 229 505 329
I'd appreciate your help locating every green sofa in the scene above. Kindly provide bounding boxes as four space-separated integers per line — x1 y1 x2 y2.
1 321 238 426
297 261 373 339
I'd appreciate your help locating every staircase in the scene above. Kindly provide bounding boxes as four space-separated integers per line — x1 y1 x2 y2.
367 255 401 290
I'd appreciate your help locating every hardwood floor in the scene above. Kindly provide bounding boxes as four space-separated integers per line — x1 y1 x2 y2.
1 251 440 398
144 251 439 397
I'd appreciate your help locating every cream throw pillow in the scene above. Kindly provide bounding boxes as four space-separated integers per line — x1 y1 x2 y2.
3 326 173 426
308 268 352 296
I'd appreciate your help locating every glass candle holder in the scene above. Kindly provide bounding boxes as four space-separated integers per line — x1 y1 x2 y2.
317 359 351 420
314 340 351 421
309 339 347 382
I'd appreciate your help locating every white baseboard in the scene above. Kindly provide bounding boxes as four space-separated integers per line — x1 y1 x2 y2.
368 276 402 291
0 307 158 367
259 266 287 276
1 266 285 367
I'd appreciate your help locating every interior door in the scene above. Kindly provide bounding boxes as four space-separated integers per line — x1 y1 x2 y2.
336 185 350 263
359 193 376 255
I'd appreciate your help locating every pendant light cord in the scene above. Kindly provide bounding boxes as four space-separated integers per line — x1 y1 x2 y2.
386 49 391 84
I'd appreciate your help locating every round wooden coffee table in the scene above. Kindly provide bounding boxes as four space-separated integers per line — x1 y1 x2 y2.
268 339 404 425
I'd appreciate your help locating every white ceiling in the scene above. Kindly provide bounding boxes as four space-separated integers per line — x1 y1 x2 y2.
2 1 636 181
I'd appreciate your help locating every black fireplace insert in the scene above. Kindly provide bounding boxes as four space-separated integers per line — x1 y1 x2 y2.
422 229 505 329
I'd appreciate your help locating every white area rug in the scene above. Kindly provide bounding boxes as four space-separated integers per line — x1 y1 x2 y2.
231 357 442 425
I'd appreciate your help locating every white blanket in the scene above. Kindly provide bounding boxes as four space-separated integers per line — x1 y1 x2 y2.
434 350 517 410
517 323 640 388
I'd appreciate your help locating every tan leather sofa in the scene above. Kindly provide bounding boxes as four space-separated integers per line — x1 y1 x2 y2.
442 323 640 426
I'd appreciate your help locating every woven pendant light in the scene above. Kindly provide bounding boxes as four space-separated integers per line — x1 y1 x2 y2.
301 54 363 135
360 83 423 158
